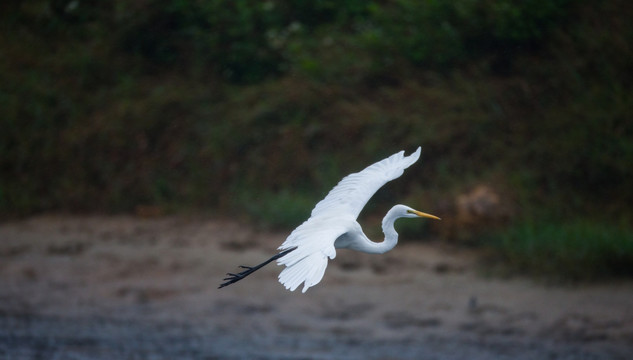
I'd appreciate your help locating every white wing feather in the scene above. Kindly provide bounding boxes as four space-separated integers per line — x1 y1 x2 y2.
311 147 421 219
277 217 349 292
277 147 422 292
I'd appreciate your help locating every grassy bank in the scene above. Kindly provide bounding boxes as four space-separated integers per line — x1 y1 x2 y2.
486 220 633 281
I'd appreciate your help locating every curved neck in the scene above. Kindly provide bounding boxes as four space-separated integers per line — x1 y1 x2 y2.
356 206 401 254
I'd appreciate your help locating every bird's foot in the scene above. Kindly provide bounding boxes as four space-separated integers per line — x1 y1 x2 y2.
219 265 256 288
218 247 297 289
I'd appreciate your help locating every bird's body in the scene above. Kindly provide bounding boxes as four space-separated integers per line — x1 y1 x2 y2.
219 147 439 292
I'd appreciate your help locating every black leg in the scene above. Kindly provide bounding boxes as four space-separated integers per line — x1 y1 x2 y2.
218 246 297 289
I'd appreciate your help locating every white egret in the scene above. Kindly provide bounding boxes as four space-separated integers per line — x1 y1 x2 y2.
219 147 440 292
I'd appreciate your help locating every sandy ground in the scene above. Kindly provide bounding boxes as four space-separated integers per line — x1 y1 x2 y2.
1 215 632 359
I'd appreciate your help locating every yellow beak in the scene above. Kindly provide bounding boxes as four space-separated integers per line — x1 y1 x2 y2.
411 210 441 220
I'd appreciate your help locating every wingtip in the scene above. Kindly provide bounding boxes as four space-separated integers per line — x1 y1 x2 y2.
406 146 421 163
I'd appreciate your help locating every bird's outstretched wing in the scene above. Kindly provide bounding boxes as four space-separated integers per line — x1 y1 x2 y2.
310 147 421 219
276 147 421 292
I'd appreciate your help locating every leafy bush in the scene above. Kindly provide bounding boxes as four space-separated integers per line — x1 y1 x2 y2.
357 0 573 70
114 0 371 82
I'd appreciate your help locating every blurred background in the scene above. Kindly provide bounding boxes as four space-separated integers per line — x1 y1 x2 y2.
1 0 632 281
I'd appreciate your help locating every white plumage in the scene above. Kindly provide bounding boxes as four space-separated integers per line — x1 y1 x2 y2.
219 147 439 293
310 147 421 219
276 147 438 293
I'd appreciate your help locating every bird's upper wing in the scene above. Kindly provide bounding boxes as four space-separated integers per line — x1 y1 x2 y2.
310 147 421 219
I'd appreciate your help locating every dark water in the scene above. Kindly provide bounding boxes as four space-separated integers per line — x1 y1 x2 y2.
1 313 629 360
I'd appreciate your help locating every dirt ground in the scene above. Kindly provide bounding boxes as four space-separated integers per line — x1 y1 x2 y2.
1 215 632 359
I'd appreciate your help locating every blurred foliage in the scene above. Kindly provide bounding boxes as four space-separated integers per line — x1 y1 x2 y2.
367 0 573 69
1 0 632 277
486 220 633 281
237 188 318 229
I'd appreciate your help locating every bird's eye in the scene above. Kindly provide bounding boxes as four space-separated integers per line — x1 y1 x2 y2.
406 210 413 214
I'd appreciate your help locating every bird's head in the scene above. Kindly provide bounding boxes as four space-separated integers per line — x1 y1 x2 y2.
395 204 441 220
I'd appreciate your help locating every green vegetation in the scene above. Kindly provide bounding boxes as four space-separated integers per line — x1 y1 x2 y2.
487 220 633 281
237 188 318 229
1 1 632 280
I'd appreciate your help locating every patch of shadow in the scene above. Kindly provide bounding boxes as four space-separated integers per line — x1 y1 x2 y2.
383 311 442 329
0 295 35 316
21 267 38 281
116 287 177 304
506 311 538 324
433 262 465 274
329 325 360 336
0 244 31 257
107 226 160 246
370 256 410 275
467 298 508 317
169 237 193 248
459 321 524 336
338 259 363 271
277 320 310 333
115 258 161 277
541 313 616 342
168 260 199 272
320 302 374 320
213 299 274 315
338 255 412 274
219 231 260 252
94 252 122 265
46 242 88 256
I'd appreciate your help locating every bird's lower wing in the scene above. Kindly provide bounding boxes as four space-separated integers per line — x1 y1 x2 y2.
310 147 421 219
277 219 349 293
278 251 329 293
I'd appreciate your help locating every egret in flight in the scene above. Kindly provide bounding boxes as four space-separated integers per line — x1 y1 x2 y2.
219 147 440 292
